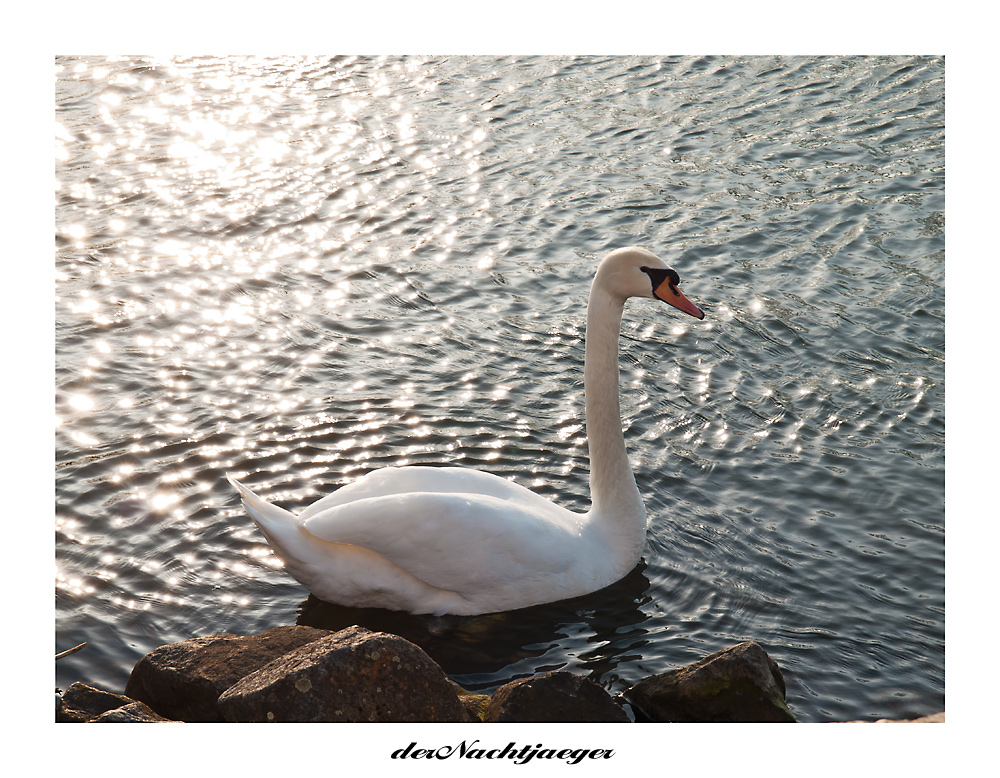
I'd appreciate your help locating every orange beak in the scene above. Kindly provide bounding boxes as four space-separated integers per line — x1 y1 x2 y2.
653 277 705 320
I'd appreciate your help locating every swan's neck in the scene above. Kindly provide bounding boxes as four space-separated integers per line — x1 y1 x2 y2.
584 283 646 548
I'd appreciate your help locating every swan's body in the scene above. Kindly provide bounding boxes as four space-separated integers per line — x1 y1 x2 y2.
230 247 705 615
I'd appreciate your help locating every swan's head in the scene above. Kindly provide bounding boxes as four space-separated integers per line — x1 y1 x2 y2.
597 247 705 319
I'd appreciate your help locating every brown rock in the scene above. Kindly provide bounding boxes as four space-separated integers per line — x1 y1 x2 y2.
124 625 330 722
449 680 490 722
89 701 176 722
626 640 796 722
896 712 945 723
57 682 135 722
484 671 630 723
217 625 472 723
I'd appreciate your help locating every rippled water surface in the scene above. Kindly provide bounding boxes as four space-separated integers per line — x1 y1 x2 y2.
55 55 944 723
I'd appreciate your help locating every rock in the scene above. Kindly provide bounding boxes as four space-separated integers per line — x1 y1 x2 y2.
217 625 472 722
89 701 176 722
449 680 490 722
625 640 795 722
895 712 945 723
484 671 630 723
57 682 136 722
124 625 330 722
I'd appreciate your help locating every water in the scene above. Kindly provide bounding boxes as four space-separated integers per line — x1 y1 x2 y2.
55 55 944 723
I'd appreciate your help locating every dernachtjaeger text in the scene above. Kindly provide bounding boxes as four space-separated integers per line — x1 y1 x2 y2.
391 739 615 765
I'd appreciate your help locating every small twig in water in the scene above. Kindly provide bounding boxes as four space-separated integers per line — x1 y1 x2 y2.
55 642 87 660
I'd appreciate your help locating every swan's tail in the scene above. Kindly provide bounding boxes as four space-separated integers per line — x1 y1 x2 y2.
228 476 299 546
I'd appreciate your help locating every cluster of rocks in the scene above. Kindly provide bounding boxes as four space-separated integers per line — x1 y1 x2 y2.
58 624 803 723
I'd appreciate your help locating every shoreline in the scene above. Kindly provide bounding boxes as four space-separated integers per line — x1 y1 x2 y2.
56 624 942 724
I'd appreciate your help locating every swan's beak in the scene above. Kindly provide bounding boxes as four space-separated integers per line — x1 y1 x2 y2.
653 279 705 320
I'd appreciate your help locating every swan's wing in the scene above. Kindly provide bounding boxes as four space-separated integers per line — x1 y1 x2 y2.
299 491 581 596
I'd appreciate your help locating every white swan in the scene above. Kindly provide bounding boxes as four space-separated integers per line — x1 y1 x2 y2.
230 247 705 615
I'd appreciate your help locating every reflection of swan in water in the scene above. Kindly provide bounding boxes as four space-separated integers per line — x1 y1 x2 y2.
297 562 654 681
230 248 705 616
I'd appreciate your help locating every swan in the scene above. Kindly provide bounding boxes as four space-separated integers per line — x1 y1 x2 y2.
229 247 705 616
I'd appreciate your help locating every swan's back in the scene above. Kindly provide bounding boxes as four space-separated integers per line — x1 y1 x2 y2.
297 465 568 521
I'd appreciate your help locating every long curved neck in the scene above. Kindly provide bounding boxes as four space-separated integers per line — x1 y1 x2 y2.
584 282 646 532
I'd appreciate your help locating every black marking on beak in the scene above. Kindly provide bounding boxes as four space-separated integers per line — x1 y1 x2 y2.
641 266 681 299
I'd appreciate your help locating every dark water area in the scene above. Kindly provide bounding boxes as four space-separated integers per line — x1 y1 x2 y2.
55 55 944 723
